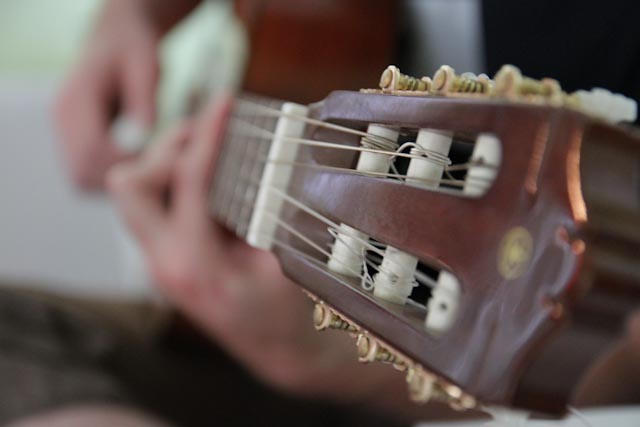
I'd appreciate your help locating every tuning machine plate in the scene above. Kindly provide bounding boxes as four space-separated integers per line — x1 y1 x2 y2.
304 291 477 412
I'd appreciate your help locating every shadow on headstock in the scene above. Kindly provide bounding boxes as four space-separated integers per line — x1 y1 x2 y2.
273 91 640 415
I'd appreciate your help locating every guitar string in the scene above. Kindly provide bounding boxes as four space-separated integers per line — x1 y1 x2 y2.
225 101 280 235
250 191 587 420
228 116 471 169
213 98 489 291
214 98 277 228
234 97 480 167
214 170 438 293
263 223 586 422
233 99 478 168
225 114 497 187
219 121 494 188
261 209 435 294
220 99 587 418
234 98 397 148
256 159 488 188
265 186 437 291
232 97 504 187
220 151 493 192
229 115 500 175
212 138 484 286
265 235 429 313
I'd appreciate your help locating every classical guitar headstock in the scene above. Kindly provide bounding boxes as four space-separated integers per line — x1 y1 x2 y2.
209 65 640 416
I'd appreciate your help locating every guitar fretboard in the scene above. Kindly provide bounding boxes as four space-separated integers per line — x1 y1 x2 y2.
208 95 285 239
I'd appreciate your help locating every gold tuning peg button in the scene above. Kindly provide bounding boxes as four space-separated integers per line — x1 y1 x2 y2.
356 333 398 364
432 65 491 95
493 64 562 101
406 366 436 403
313 303 357 332
406 367 477 410
379 65 432 93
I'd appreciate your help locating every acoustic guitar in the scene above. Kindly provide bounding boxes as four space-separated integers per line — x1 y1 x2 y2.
207 62 640 418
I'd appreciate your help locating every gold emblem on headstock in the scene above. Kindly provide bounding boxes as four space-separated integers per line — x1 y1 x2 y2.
498 227 534 280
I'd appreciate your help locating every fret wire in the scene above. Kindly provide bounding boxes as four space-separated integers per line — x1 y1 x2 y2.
214 127 238 223
213 118 249 218
227 105 268 232
209 108 239 219
236 106 272 232
242 112 278 234
225 134 249 231
236 101 280 238
211 101 248 222
218 100 261 224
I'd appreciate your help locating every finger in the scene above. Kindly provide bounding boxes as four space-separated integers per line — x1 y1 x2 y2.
107 123 192 249
120 41 159 128
174 95 233 211
55 63 122 189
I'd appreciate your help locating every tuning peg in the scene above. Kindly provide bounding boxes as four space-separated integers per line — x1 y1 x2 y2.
432 65 492 95
313 303 357 332
356 333 400 364
379 65 432 93
406 366 477 410
406 366 436 402
493 65 563 103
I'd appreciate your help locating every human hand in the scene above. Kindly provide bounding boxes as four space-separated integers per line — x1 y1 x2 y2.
574 309 640 406
107 97 415 407
55 0 164 189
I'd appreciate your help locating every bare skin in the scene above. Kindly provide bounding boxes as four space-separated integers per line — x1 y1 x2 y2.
54 0 200 189
56 0 467 422
106 98 475 423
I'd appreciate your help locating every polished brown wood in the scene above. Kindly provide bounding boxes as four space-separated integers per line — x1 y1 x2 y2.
248 91 640 415
206 5 639 411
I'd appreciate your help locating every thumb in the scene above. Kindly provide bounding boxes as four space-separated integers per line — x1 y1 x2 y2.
107 122 192 251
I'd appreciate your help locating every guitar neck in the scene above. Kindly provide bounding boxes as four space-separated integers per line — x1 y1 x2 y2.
209 95 287 238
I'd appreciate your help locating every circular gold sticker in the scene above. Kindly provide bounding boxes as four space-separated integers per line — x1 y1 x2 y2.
498 227 533 280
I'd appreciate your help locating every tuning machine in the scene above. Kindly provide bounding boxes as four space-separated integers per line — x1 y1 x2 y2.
356 333 404 368
304 292 477 412
379 65 432 93
493 64 563 104
313 302 358 333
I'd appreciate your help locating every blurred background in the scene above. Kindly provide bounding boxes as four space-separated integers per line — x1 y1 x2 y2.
0 1 638 426
0 0 493 308
0 0 244 299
